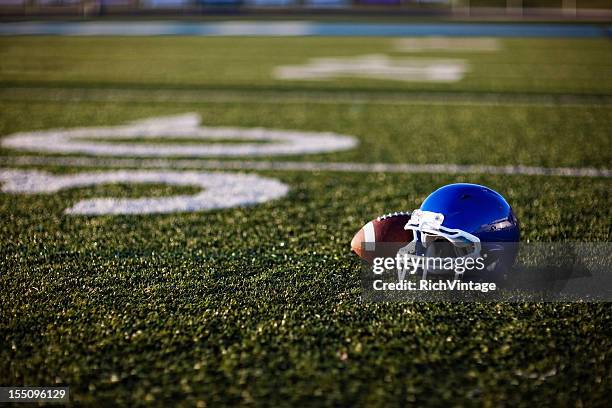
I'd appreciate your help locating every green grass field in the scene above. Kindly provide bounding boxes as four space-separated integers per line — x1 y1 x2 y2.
1 36 611 406
2 37 612 95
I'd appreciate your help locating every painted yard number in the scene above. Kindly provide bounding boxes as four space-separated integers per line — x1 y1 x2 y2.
0 114 358 215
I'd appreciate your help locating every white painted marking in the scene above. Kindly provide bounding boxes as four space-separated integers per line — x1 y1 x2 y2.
1 156 608 178
394 37 501 52
274 55 468 82
1 113 358 157
0 169 289 215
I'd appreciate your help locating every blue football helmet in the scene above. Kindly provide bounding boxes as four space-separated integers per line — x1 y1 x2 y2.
402 183 520 280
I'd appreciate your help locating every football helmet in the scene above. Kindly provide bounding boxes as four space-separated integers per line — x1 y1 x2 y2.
401 183 520 280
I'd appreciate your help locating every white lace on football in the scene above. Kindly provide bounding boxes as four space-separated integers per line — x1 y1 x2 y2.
376 211 411 221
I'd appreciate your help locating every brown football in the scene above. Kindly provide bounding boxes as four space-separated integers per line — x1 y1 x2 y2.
350 212 413 263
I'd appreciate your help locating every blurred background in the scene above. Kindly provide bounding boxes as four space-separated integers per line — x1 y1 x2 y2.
0 0 610 19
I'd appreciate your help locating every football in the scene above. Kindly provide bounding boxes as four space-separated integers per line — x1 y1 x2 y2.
351 211 413 263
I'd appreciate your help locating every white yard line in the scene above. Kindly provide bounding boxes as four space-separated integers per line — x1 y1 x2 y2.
1 156 609 178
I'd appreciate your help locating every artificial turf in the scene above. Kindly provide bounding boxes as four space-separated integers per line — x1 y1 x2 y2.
0 35 611 406
1 100 610 168
1 37 611 95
